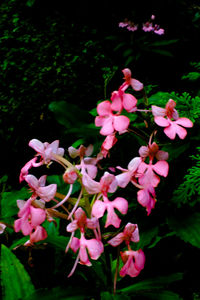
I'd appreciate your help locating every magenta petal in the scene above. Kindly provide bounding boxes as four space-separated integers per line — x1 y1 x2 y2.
152 161 169 177
14 219 22 232
105 205 121 228
95 116 105 127
113 115 130 132
175 117 193 128
30 206 46 227
100 117 114 136
21 218 33 235
92 200 106 219
154 116 169 127
97 101 111 116
130 78 144 91
134 249 145 270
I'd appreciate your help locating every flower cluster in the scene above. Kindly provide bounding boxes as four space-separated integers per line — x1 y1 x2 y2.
119 15 165 35
10 68 193 288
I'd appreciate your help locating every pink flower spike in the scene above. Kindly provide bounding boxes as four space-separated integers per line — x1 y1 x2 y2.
120 249 145 278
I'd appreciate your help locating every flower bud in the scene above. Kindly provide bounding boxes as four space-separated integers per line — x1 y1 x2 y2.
63 168 78 184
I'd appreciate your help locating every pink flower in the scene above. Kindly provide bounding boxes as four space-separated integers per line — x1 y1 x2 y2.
137 185 156 215
92 195 128 228
14 198 46 237
19 157 41 182
111 89 137 113
108 223 139 246
67 207 98 233
82 172 118 196
121 68 144 91
25 175 57 202
29 139 64 164
139 142 169 161
30 225 47 243
63 167 78 184
101 134 118 158
95 100 130 136
0 223 6 234
120 249 145 277
138 160 169 188
116 157 142 188
152 99 193 140
154 25 164 35
142 22 154 32
69 233 104 267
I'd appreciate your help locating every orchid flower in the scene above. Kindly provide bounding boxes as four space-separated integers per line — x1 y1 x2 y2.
25 174 57 202
82 171 118 196
116 157 142 188
120 68 144 92
152 99 193 139
120 249 145 277
14 198 47 240
92 195 128 228
29 139 65 164
108 223 139 246
95 100 130 136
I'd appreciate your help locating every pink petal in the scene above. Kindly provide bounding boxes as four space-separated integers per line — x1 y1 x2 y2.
151 105 166 117
155 150 169 161
21 217 33 236
38 175 47 187
92 200 106 219
82 174 100 194
37 184 57 202
30 206 46 227
111 91 123 112
175 117 193 128
174 124 188 139
134 249 145 270
154 116 169 127
116 171 132 188
113 115 130 132
123 94 137 111
107 232 125 247
30 226 47 243
95 116 105 127
100 117 114 136
152 161 169 177
48 140 59 153
112 197 128 215
29 139 44 153
66 220 78 232
86 239 104 260
25 174 39 190
138 166 160 187
105 205 121 228
85 164 97 179
139 146 149 158
69 237 80 253
128 157 142 171
163 123 176 139
130 78 144 91
97 101 111 116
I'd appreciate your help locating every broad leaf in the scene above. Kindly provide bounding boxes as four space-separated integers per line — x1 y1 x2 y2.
1 244 35 300
117 273 183 294
168 212 200 248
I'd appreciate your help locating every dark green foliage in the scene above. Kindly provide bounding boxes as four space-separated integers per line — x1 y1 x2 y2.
1 244 35 300
171 147 200 207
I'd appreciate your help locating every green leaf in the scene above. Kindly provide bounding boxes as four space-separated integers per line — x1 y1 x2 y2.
1 187 30 220
1 244 35 300
45 235 69 250
168 212 200 248
48 101 93 129
150 39 179 46
139 290 182 300
118 273 183 294
136 226 159 250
